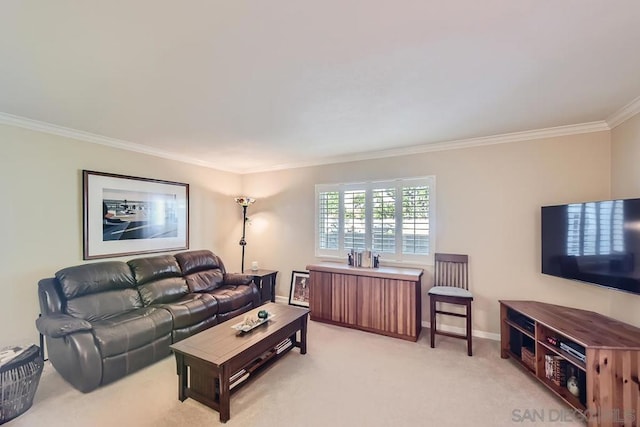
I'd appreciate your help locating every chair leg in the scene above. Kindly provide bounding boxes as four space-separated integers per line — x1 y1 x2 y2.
466 301 473 356
430 296 436 348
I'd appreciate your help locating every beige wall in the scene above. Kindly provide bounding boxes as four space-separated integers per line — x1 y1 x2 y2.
612 113 640 199
608 112 640 326
0 124 242 348
243 131 613 336
6 117 639 347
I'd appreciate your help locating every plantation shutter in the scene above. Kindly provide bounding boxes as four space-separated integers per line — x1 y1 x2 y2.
344 190 366 250
372 187 396 253
402 186 430 255
315 176 435 263
318 191 339 250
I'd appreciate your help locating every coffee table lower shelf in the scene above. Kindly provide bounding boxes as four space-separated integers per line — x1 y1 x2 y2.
179 337 295 412
170 303 309 423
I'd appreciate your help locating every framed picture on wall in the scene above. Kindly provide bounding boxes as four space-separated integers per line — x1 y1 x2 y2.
83 170 189 259
288 270 310 307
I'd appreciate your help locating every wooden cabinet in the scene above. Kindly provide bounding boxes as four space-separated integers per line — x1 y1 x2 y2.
500 300 640 426
307 263 423 341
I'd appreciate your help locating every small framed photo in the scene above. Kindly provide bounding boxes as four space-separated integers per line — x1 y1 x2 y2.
288 271 310 307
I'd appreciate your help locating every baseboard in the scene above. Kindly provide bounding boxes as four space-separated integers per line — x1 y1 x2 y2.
275 295 289 304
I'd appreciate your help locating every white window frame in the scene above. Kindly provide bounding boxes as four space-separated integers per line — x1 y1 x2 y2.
315 176 436 266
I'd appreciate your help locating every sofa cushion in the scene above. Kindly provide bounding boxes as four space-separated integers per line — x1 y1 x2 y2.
137 277 190 306
66 289 143 322
91 307 173 357
157 293 219 329
128 254 182 285
128 255 189 305
175 250 222 274
56 261 142 322
208 285 256 313
175 250 225 292
56 261 135 299
184 269 224 293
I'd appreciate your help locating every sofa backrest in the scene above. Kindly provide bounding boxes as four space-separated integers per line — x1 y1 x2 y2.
128 254 188 305
174 250 225 292
55 261 141 321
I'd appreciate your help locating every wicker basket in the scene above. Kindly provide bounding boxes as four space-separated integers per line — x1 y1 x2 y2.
521 347 536 371
0 345 43 424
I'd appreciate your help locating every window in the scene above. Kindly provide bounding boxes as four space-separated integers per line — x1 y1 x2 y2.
315 176 435 264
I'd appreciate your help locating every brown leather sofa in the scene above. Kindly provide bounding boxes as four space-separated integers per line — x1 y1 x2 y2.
36 250 260 392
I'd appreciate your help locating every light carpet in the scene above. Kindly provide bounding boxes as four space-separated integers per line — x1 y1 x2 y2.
7 320 585 426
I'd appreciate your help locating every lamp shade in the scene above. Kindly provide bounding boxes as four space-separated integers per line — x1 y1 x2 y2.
234 196 256 207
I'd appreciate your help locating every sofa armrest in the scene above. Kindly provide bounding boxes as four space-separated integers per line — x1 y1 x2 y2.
38 277 65 315
223 273 254 286
36 314 92 338
46 332 102 392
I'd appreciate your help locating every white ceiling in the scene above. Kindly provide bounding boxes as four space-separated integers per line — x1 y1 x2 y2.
1 1 640 173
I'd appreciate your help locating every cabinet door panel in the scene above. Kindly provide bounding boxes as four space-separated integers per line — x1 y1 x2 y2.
357 277 384 330
331 274 357 324
388 280 416 336
357 277 416 337
309 271 333 321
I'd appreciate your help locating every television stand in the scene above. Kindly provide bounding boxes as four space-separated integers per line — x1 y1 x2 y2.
500 300 640 426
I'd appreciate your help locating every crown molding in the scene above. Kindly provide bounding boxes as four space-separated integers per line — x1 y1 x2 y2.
359 120 610 158
242 121 611 174
606 95 640 129
0 112 238 173
0 111 610 175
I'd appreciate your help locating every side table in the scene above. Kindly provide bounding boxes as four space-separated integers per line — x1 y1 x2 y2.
248 269 278 304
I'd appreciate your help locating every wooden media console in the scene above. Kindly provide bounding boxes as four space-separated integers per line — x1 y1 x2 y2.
500 300 640 426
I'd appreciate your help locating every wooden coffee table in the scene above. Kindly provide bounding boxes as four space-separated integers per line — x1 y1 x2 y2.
170 303 309 423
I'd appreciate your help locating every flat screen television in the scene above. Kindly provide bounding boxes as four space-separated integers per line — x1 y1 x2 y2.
541 197 640 295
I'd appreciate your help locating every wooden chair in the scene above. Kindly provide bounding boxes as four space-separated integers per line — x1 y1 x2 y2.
429 253 473 356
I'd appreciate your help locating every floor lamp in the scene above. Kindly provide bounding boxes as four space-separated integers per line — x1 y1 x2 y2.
234 196 255 273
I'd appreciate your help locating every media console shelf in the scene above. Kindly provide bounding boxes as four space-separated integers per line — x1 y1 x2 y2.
500 300 640 426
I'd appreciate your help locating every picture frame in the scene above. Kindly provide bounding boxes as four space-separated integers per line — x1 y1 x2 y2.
288 270 310 307
83 170 189 260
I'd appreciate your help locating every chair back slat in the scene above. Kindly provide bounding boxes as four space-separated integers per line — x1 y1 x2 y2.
434 253 469 290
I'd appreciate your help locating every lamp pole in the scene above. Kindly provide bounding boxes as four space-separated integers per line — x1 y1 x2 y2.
239 204 247 273
235 196 255 273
